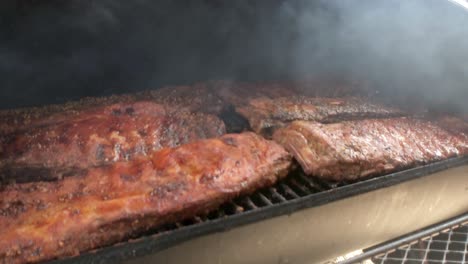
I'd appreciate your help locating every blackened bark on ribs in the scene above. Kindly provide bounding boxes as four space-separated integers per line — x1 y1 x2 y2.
236 96 405 137
273 118 468 182
217 78 375 109
0 133 291 264
431 116 468 136
0 83 224 135
0 79 372 135
0 93 138 135
140 81 226 115
0 101 226 184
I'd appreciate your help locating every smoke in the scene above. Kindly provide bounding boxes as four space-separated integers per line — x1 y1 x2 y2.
0 0 467 113
289 0 468 113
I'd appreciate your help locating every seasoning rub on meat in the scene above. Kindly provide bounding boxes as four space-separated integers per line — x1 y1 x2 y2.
0 132 292 264
0 82 223 135
0 101 226 184
273 118 468 181
236 96 404 137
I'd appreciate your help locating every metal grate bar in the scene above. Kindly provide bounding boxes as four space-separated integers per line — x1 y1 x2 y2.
296 173 325 191
228 201 244 214
370 218 468 264
242 197 258 210
340 213 468 264
269 187 287 202
442 229 454 263
463 223 468 264
278 183 300 199
421 233 433 262
399 243 411 264
287 178 311 196
256 192 273 206
380 257 463 263
431 239 467 243
463 234 468 264
389 248 467 254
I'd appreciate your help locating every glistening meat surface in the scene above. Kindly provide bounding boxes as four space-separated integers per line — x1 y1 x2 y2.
273 118 468 182
0 101 226 184
236 96 404 137
0 132 292 264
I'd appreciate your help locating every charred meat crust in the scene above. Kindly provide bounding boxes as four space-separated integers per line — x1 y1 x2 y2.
273 118 468 182
0 81 226 135
0 93 138 135
0 79 370 135
431 116 468 135
0 132 291 264
236 96 405 137
0 101 226 184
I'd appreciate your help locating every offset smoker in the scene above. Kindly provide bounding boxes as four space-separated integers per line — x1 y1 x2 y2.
1 0 468 264
1 80 467 264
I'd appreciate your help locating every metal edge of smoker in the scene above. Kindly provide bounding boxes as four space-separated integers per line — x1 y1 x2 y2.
43 156 468 264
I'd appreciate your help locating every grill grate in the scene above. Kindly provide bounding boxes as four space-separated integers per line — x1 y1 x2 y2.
165 170 330 231
216 170 332 215
339 213 468 264
136 169 331 239
372 223 468 264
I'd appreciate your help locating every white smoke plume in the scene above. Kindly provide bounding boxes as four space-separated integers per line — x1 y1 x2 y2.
0 0 467 114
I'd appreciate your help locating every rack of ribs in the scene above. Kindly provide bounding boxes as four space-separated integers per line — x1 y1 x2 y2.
432 116 468 135
273 118 468 182
0 93 139 135
140 81 227 115
0 79 371 135
0 132 292 264
235 96 405 137
0 101 226 184
0 78 373 135
216 78 371 109
0 83 222 135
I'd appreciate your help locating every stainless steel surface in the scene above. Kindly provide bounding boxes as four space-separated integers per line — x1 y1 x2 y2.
125 165 468 264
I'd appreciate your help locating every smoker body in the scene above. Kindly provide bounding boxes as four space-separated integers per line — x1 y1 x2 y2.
125 165 468 264
1 0 468 263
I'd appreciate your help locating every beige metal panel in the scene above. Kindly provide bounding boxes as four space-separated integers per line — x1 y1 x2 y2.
126 165 468 264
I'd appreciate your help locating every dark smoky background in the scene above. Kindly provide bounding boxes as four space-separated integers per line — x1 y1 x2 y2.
0 0 467 113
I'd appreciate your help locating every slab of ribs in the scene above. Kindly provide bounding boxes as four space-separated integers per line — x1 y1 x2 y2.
273 118 468 181
0 80 467 263
0 133 291 263
0 101 226 184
